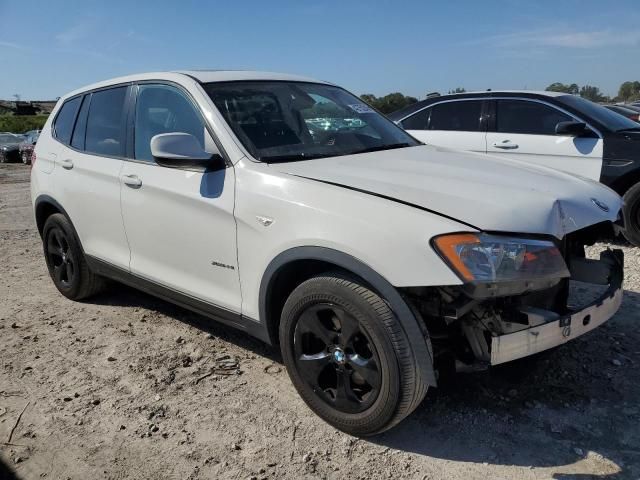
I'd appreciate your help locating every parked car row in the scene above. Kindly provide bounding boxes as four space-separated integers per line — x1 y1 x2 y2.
0 129 39 164
31 71 625 435
389 91 640 245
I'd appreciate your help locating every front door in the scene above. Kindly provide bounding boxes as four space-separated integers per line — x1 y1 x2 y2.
485 99 603 180
119 83 241 313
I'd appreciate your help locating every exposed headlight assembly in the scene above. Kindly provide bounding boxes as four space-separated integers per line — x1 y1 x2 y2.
432 233 569 284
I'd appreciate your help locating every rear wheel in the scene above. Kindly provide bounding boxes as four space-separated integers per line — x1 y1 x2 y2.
279 273 427 436
623 182 640 247
42 213 104 300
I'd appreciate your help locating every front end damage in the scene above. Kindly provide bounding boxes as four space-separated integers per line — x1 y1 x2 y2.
405 223 624 373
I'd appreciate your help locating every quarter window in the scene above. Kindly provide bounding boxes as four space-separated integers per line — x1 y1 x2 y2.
134 84 207 162
429 101 482 131
54 96 82 145
496 100 572 135
85 87 128 156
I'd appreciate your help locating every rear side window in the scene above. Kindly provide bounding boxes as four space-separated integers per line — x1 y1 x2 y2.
85 87 128 157
429 101 482 131
54 96 82 145
496 100 571 135
402 107 431 130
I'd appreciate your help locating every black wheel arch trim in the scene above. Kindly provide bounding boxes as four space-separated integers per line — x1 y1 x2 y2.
34 194 77 239
259 246 437 387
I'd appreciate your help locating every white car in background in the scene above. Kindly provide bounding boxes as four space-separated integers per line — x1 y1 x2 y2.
32 72 623 435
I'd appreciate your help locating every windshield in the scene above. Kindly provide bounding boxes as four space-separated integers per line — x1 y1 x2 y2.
556 95 640 132
203 81 420 162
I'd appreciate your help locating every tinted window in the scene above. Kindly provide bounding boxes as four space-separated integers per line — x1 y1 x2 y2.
71 95 90 150
496 100 571 135
85 87 128 156
134 84 206 162
429 101 482 131
557 95 639 132
54 97 82 145
402 107 431 130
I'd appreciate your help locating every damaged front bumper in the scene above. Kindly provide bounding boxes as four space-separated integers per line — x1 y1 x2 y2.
490 249 624 365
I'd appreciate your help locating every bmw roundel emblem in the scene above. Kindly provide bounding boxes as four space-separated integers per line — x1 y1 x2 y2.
591 198 609 212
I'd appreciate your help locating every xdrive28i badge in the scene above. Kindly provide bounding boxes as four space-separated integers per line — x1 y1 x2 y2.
591 198 610 212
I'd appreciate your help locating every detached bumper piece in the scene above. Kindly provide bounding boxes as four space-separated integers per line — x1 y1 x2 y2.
490 249 623 365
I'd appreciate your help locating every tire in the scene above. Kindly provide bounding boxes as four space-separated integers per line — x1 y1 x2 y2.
42 213 104 300
279 273 427 436
21 152 30 165
623 182 640 247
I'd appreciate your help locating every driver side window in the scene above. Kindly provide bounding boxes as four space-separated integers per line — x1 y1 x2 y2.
134 84 209 162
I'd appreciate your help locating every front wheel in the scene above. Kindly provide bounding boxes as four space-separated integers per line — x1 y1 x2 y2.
623 182 640 247
21 152 30 165
279 273 427 436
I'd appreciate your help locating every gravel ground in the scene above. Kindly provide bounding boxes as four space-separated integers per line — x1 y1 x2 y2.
1 163 639 480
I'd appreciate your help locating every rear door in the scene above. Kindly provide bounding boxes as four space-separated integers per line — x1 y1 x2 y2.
485 99 603 180
400 99 487 153
51 87 131 269
119 82 241 313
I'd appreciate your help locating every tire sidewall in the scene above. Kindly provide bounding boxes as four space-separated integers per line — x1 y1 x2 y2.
42 214 84 299
280 276 402 435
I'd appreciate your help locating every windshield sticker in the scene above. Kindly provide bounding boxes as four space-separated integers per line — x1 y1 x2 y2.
347 104 375 114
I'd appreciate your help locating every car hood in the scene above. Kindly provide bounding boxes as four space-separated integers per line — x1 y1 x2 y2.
269 145 622 238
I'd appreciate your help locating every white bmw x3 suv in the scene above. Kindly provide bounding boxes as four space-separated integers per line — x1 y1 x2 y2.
32 71 624 435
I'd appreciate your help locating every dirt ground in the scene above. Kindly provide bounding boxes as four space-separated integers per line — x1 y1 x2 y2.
1 162 639 480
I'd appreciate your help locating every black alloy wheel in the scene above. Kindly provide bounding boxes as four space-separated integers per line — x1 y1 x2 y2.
46 226 76 289
293 303 381 413
280 273 429 436
42 213 104 300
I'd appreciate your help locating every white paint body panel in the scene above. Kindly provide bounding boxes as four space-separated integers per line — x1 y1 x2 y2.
269 145 621 239
119 162 241 313
408 130 486 154
485 132 603 181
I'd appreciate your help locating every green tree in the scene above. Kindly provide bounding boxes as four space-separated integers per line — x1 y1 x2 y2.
359 93 418 114
545 82 579 95
618 81 640 102
0 114 49 133
579 85 607 103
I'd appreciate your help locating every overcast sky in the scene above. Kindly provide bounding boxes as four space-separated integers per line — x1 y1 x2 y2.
1 0 639 100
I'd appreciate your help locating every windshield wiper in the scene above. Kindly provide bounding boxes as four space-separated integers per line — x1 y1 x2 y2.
349 143 413 155
616 127 640 132
260 153 328 163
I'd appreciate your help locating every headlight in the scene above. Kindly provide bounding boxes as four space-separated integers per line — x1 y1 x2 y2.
432 233 569 283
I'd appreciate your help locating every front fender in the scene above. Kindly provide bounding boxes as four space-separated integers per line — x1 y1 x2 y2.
259 246 437 387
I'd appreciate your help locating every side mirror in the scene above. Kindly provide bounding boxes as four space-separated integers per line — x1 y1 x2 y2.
150 133 225 171
555 121 588 136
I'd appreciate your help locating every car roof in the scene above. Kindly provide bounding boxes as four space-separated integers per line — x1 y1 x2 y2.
388 90 571 121
61 70 331 101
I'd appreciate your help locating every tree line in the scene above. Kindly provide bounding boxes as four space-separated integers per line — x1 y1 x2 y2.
360 81 640 114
